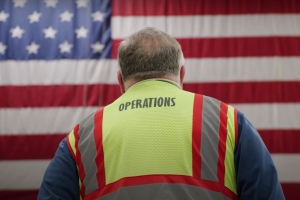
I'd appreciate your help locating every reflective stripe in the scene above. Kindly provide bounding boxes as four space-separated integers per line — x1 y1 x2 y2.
224 106 237 194
93 108 106 189
67 129 83 200
67 130 76 157
77 112 99 195
73 124 86 199
192 94 203 179
97 183 232 200
200 96 221 182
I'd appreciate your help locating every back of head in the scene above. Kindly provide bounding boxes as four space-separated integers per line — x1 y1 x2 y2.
118 27 184 82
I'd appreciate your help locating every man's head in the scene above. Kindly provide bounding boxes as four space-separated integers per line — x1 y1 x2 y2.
117 27 185 93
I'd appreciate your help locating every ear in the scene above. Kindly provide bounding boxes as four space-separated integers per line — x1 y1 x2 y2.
117 70 125 94
179 65 185 88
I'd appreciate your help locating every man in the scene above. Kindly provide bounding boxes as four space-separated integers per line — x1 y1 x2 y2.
38 27 285 200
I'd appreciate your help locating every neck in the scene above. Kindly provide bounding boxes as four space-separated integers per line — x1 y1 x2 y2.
124 75 180 91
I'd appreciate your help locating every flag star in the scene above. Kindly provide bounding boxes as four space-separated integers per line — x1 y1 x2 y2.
10 26 25 39
44 0 59 8
0 11 9 22
13 0 27 7
91 11 104 22
75 27 88 38
28 11 42 23
76 0 89 8
91 42 104 54
0 42 7 55
43 26 57 39
26 42 40 54
59 41 73 53
60 11 73 22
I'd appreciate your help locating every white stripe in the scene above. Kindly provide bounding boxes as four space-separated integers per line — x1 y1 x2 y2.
0 59 119 85
112 15 300 39
231 103 300 130
0 107 100 134
185 57 300 83
272 154 300 183
0 160 50 189
0 155 299 189
1 104 300 134
1 57 300 85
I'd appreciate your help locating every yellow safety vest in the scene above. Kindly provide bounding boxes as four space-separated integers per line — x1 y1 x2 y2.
67 80 238 200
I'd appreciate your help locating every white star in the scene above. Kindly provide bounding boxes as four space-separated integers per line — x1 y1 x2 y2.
13 0 27 8
28 11 42 23
44 0 59 8
26 42 40 54
60 11 73 22
75 26 88 38
59 41 73 53
91 42 104 54
43 26 57 39
0 11 9 22
76 0 89 8
0 42 7 55
91 11 104 22
10 26 25 39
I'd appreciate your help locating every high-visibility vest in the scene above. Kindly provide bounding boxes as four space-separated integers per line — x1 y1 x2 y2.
67 80 238 200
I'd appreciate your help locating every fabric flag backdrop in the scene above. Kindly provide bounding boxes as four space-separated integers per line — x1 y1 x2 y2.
0 0 300 199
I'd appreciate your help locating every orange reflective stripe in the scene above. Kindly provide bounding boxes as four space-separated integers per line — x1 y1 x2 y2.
73 124 87 199
93 108 106 189
192 94 203 179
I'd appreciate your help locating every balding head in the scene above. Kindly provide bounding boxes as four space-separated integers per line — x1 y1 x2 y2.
118 27 185 82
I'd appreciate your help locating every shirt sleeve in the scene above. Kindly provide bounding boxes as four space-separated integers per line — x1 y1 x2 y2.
234 110 285 200
38 137 80 200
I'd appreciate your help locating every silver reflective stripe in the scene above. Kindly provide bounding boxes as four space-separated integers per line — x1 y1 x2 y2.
97 183 232 200
201 96 221 182
78 112 99 195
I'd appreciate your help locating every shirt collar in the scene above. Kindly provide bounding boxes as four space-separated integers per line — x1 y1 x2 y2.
127 78 182 91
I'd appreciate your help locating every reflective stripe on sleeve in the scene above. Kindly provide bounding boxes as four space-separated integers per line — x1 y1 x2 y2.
224 105 238 194
217 102 229 185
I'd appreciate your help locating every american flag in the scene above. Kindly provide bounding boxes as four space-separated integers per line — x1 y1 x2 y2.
0 0 299 199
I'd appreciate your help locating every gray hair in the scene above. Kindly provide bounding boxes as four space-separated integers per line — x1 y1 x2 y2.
118 27 184 82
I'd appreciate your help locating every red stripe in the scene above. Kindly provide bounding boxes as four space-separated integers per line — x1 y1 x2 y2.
112 37 300 59
192 94 203 179
93 108 106 189
0 190 39 200
0 134 66 160
85 175 238 200
112 0 300 16
258 130 300 153
184 81 300 104
73 124 86 199
234 108 238 147
0 84 121 108
217 102 229 185
281 183 300 200
1 81 300 108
